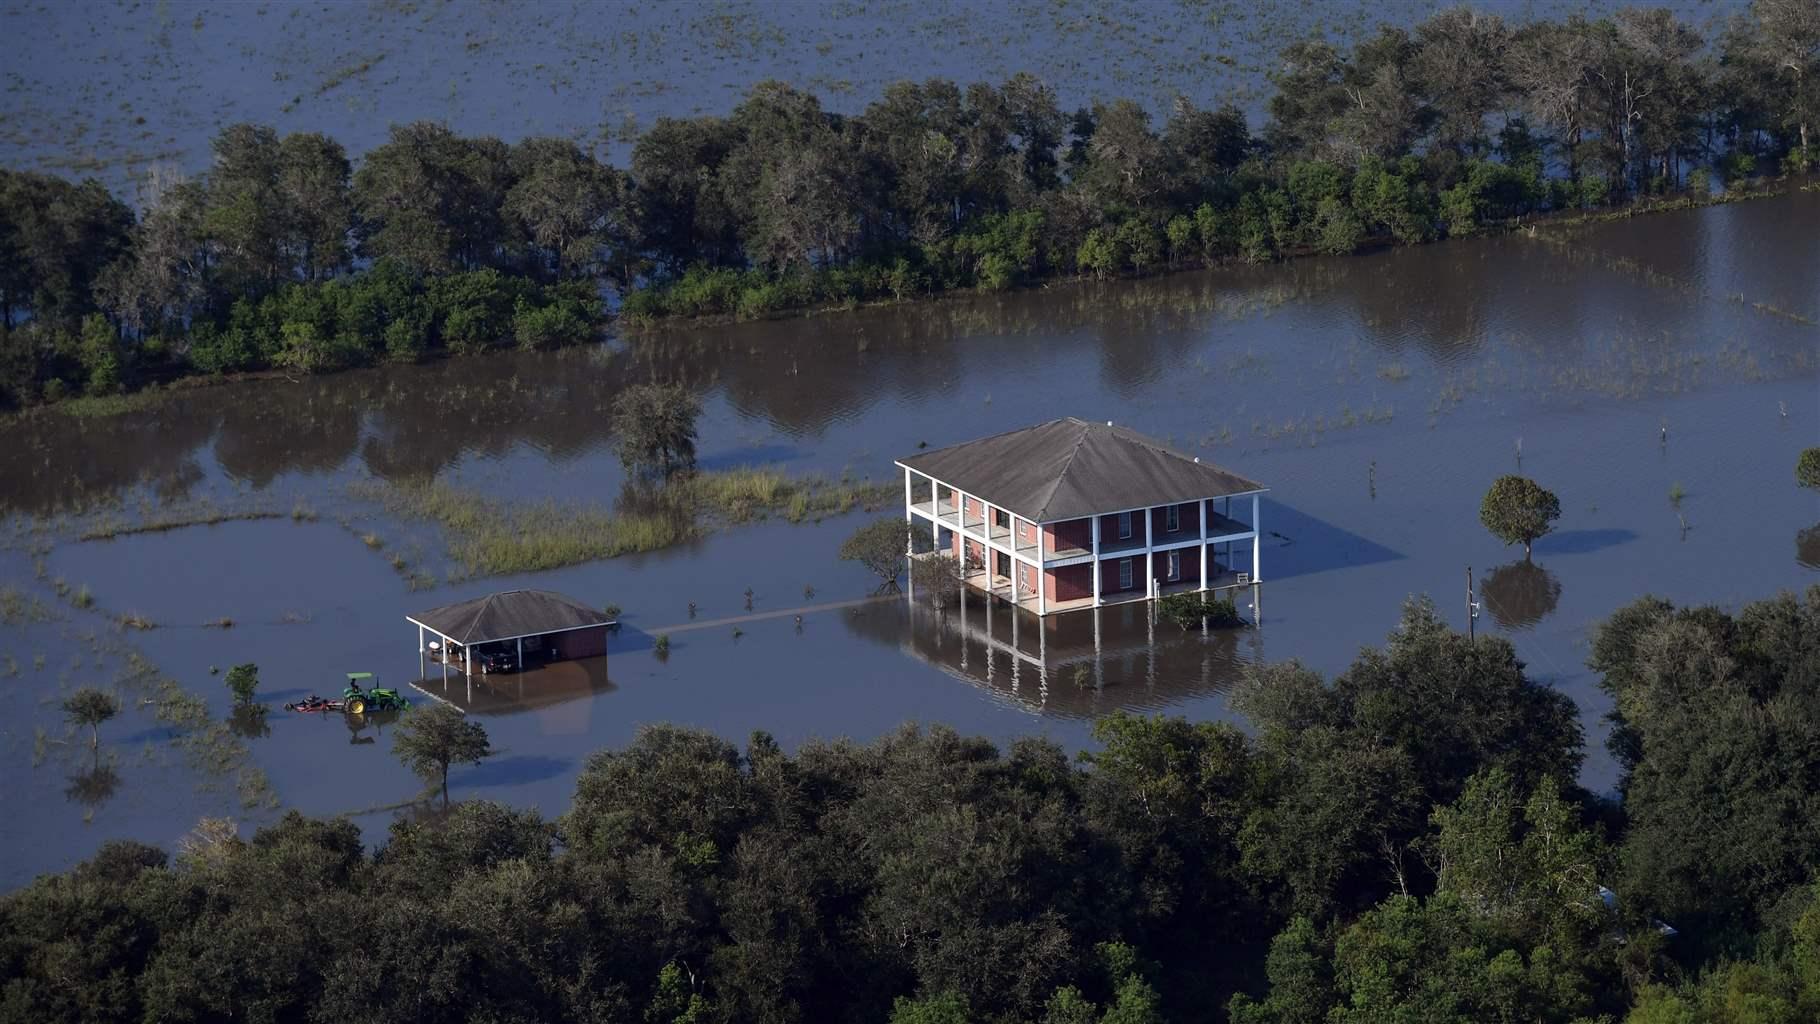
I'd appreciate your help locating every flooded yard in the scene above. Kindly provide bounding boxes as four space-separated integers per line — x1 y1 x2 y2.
2 186 1816 889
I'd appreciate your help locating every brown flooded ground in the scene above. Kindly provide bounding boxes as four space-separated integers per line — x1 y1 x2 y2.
2 187 1816 889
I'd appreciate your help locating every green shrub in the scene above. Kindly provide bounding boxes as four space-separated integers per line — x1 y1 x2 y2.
1798 448 1820 490
1158 591 1244 628
512 298 590 351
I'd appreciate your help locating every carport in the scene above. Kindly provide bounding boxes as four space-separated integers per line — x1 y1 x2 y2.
407 590 616 686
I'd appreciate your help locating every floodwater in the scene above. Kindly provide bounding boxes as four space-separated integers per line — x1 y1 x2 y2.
3 188 1817 889
3 0 1718 195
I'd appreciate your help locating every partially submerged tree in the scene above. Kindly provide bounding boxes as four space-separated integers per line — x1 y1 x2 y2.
840 518 911 590
392 703 493 809
1798 446 1820 489
61 688 120 760
224 662 260 704
610 382 701 480
1479 474 1560 558
910 552 964 611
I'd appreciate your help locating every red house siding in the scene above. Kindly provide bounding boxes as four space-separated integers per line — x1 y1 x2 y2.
1047 564 1093 602
1157 547 1203 584
1017 562 1038 596
1099 554 1144 592
1099 511 1143 544
1150 502 1202 540
1015 519 1039 547
1045 518 1092 553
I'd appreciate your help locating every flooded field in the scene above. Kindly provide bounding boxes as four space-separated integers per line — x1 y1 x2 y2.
3 0 1718 194
3 182 1817 889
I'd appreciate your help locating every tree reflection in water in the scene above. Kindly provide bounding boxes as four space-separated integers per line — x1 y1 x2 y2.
64 763 122 813
1798 524 1820 571
1480 559 1562 631
228 704 272 740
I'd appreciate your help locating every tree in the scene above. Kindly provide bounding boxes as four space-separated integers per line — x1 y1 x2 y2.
1798 447 1820 489
0 170 133 330
61 688 120 757
840 518 911 589
203 123 286 296
505 137 625 281
276 131 352 280
392 703 492 809
910 552 964 610
1234 598 1581 917
610 382 700 479
1589 588 1820 946
353 121 516 273
1750 0 1820 158
1479 474 1560 558
224 662 259 704
1428 768 1607 949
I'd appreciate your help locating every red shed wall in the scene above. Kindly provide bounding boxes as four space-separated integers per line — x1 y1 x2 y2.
550 626 609 660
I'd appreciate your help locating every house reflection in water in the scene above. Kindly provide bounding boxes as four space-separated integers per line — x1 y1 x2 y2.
409 656 616 735
888 588 1256 719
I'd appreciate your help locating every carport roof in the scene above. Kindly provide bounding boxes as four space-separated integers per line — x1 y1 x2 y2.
407 590 614 645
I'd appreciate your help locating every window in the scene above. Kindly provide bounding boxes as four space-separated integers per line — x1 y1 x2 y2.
1118 511 1132 539
1166 505 1180 533
1167 551 1181 580
1118 558 1133 590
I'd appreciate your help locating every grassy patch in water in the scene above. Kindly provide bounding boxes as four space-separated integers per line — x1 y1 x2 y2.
79 509 290 541
0 586 57 625
349 468 895 577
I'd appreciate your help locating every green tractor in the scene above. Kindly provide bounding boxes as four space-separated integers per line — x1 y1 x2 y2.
342 672 408 715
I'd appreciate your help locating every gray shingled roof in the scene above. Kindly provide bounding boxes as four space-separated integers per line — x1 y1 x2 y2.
897 418 1264 522
408 590 613 645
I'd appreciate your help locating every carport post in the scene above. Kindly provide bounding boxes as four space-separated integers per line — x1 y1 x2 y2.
418 624 425 678
517 637 523 671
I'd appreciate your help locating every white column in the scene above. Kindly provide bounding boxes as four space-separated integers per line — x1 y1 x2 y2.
1252 493 1262 582
1198 501 1209 592
418 624 425 679
1091 516 1103 606
1143 507 1155 598
1037 560 1046 616
903 467 914 555
516 637 523 671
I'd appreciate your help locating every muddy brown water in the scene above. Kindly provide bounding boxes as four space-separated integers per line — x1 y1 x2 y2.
3 190 1817 889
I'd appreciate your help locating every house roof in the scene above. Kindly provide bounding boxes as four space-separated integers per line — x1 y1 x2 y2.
407 589 614 645
896 418 1265 522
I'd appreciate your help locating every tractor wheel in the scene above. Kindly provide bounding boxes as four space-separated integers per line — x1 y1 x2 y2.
346 696 367 715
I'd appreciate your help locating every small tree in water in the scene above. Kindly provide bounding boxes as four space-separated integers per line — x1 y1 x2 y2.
1479 475 1560 559
393 703 493 809
910 552 964 612
611 382 701 480
1798 447 1820 490
224 662 260 704
61 688 119 760
840 518 911 590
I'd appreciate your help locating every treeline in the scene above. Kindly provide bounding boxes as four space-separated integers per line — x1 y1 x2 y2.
5 589 1819 1023
4 2 1817 408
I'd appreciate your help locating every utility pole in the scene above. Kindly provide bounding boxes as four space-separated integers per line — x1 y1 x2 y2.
1466 565 1480 640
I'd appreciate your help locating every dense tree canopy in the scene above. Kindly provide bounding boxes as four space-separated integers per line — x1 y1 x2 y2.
3 3 1812 410
17 592 1817 1023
